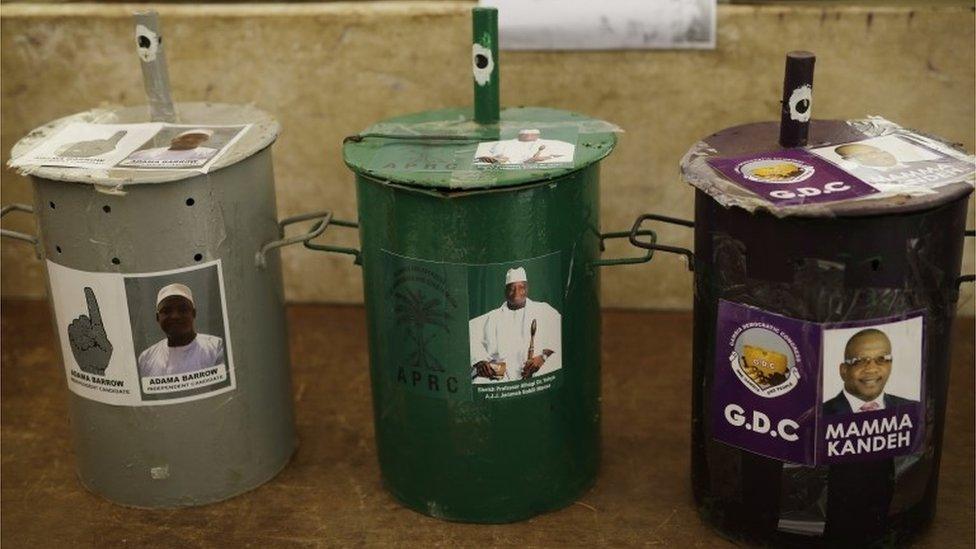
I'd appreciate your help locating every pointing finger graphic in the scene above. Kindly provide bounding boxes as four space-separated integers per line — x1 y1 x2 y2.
69 286 113 376
85 286 103 327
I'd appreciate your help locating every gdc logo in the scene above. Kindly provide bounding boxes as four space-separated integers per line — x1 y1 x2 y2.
724 403 800 442
768 181 851 200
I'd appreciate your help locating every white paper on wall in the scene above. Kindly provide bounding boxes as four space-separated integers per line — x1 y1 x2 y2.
479 0 716 51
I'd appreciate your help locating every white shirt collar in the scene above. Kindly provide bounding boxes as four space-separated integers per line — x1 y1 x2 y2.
843 389 886 413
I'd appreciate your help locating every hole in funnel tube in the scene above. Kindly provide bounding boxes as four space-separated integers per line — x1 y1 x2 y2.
56 245 62 254
103 205 111 213
186 198 195 206
49 201 56 209
111 257 120 265
194 253 203 262
475 54 489 69
870 258 882 271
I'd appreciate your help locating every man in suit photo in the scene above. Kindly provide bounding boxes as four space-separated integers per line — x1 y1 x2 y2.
822 328 917 415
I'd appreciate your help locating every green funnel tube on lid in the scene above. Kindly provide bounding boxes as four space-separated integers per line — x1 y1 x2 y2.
472 7 500 125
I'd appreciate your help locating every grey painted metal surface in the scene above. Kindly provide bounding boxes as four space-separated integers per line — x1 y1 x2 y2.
133 10 176 123
6 103 310 507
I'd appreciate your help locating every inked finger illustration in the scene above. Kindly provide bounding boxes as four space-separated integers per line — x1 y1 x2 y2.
56 130 127 158
67 287 113 375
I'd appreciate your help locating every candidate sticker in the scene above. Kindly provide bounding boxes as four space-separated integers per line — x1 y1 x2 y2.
381 250 563 402
711 300 924 466
818 316 923 463
47 260 236 406
707 149 879 206
9 122 250 173
473 127 577 169
809 134 975 192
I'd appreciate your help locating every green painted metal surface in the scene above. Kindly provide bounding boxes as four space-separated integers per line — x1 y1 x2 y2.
353 166 611 522
329 5 641 523
342 106 618 191
472 7 500 124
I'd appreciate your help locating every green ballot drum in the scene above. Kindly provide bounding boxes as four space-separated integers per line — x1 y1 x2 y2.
2 103 328 508
308 105 654 523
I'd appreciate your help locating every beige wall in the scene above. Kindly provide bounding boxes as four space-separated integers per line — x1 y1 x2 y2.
2 2 973 313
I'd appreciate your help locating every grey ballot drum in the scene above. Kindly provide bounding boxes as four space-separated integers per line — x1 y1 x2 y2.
4 103 328 507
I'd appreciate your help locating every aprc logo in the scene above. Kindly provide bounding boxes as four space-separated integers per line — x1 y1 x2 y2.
388 264 463 398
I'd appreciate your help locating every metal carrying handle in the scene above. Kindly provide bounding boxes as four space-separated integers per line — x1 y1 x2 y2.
256 211 333 268
629 213 695 272
1 204 41 257
959 230 975 286
303 217 362 265
592 228 656 267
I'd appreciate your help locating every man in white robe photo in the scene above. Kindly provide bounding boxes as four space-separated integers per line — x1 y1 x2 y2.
474 129 575 166
469 267 562 383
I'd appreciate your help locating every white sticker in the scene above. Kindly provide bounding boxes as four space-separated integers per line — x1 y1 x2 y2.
788 85 812 122
472 43 494 86
135 24 159 63
480 0 716 50
473 128 576 169
9 123 251 173
809 134 975 192
9 124 157 169
47 260 236 406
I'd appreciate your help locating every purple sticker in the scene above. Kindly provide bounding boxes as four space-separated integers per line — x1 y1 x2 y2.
712 301 821 464
707 149 880 206
711 301 925 466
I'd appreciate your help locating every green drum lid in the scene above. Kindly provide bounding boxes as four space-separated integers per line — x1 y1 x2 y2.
343 106 619 192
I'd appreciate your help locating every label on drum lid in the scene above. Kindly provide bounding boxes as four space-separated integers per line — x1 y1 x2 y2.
379 250 564 402
47 260 236 406
707 148 879 206
471 127 578 170
711 300 925 466
706 130 975 206
9 122 250 173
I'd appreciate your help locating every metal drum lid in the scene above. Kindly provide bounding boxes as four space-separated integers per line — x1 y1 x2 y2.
343 106 619 192
681 118 975 217
9 102 279 187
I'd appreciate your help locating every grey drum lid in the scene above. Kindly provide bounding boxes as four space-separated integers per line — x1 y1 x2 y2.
682 118 975 218
9 102 279 186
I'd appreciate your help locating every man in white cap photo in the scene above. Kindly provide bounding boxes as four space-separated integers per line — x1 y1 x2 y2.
469 266 561 383
123 128 218 165
137 283 225 377
474 128 575 167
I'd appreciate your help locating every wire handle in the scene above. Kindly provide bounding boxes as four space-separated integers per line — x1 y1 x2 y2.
629 213 695 271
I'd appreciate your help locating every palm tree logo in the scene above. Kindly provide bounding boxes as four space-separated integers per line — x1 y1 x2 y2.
393 285 454 372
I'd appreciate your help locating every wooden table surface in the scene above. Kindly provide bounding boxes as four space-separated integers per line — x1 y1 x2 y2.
2 300 972 547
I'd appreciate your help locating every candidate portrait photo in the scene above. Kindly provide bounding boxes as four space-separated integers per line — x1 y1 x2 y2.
821 318 923 417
